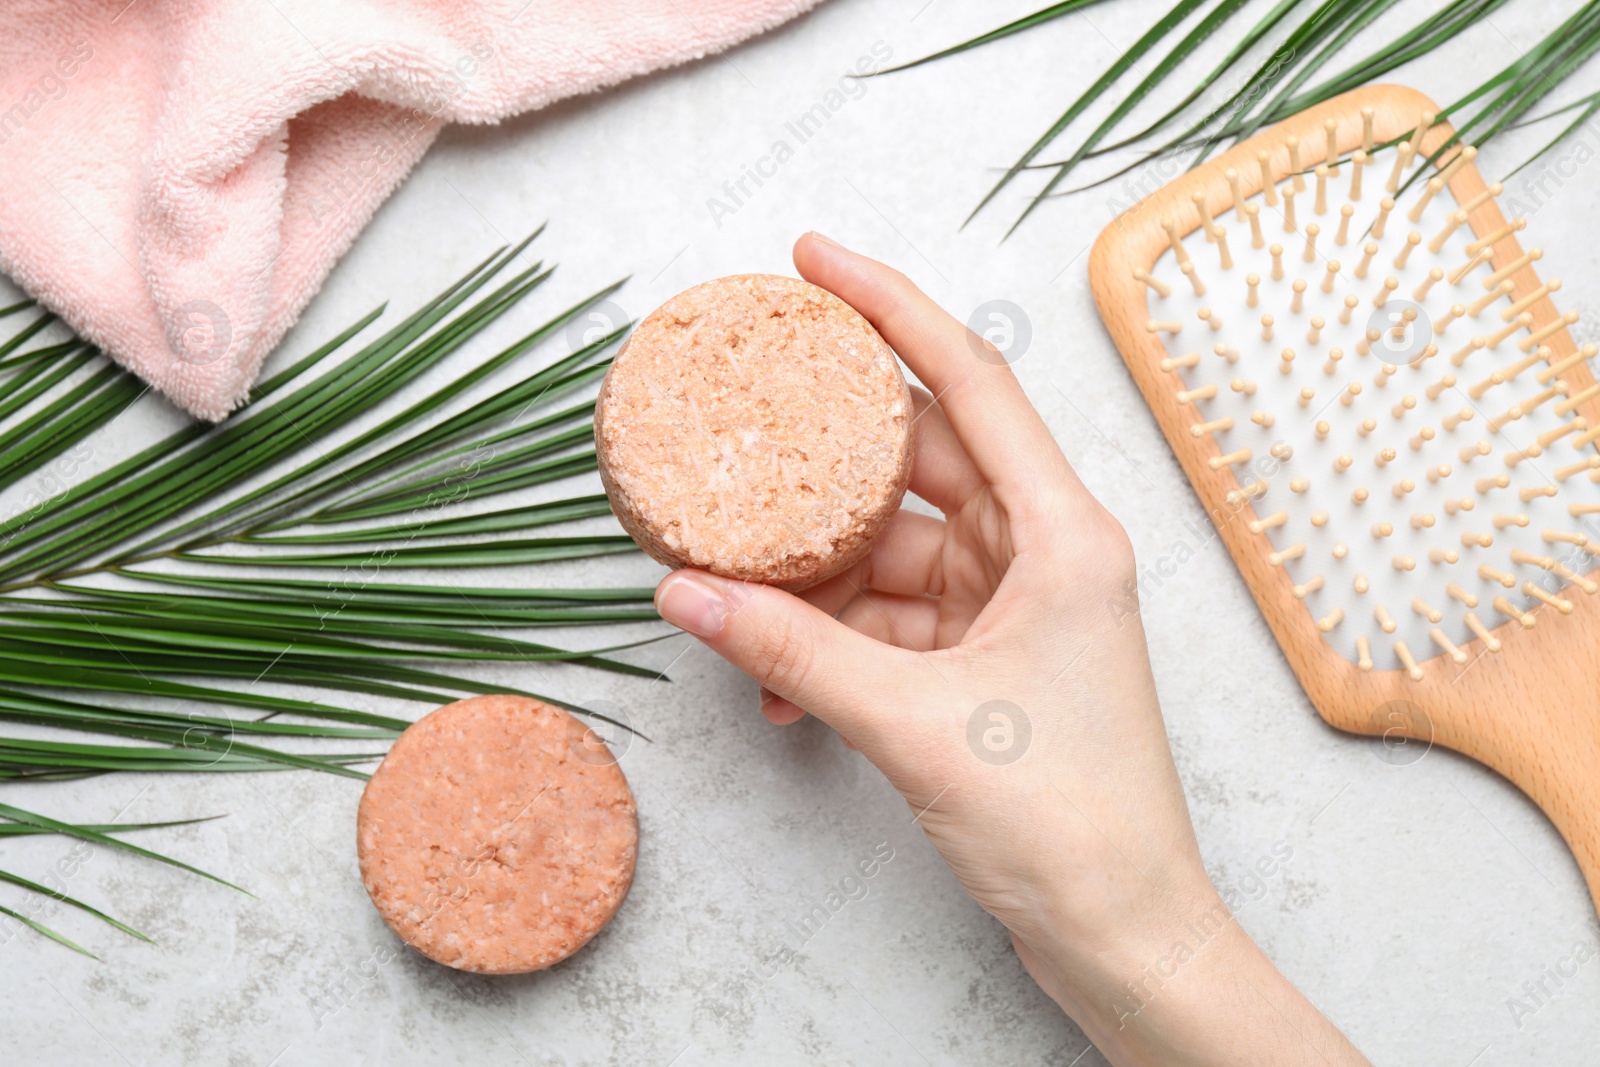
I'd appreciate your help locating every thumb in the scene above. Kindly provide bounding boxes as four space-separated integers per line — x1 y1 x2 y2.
654 569 912 733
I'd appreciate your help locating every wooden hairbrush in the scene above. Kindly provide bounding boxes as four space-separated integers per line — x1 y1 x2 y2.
1089 85 1600 914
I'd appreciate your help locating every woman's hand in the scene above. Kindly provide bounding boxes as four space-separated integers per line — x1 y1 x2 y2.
653 232 1369 1066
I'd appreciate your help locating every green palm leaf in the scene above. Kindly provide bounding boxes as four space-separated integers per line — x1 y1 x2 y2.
0 869 150 948
875 0 1113 74
0 813 224 954
0 801 241 950
881 0 1600 231
0 803 245 892
0 229 666 950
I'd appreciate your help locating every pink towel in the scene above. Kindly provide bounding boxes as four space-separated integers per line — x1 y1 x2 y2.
0 0 820 420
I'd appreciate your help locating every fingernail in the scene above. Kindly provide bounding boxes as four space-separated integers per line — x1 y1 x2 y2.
806 230 841 248
656 573 727 637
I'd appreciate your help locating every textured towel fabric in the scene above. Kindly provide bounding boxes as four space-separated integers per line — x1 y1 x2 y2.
0 0 820 420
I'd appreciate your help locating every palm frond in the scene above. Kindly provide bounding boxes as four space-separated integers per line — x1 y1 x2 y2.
875 0 1113 75
0 812 225 956
0 229 666 950
881 0 1600 231
0 802 243 891
1001 0 1256 235
0 802 243 957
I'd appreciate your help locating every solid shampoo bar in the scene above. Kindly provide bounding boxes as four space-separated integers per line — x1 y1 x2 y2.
595 274 914 590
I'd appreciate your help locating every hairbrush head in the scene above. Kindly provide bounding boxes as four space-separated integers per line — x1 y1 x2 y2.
1091 86 1600 917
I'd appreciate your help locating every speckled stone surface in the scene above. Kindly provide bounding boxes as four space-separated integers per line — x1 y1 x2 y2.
357 696 637 975
4 2 1600 1064
596 274 913 590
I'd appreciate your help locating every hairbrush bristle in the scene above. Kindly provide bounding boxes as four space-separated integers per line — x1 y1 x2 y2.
1139 115 1600 675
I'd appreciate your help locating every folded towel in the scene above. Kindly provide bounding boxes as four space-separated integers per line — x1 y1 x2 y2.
0 0 820 420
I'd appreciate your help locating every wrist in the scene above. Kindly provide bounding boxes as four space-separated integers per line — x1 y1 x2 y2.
1062 888 1266 1039
1021 860 1227 1023
1019 876 1367 1066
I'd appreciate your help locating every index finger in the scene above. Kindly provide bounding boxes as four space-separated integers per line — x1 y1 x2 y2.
793 232 1080 499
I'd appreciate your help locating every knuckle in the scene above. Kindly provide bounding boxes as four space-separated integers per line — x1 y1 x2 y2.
1088 511 1137 580
1044 499 1136 590
746 614 816 695
879 264 917 297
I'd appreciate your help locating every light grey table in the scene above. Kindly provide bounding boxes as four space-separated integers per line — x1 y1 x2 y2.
3 1 1598 1063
